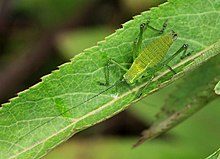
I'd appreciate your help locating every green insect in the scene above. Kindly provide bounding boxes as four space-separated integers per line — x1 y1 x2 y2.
99 18 191 96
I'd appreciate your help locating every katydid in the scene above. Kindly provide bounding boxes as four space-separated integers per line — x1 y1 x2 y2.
99 18 191 96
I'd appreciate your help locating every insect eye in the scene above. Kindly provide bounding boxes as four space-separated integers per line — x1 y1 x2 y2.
171 30 178 39
183 44 188 48
140 23 145 28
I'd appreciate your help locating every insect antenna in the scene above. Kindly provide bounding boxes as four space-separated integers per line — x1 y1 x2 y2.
8 79 125 153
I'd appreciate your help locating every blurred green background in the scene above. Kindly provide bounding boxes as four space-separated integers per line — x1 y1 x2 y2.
0 0 219 158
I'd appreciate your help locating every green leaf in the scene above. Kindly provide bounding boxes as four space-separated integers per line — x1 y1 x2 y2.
205 149 220 159
214 81 220 95
1 0 220 158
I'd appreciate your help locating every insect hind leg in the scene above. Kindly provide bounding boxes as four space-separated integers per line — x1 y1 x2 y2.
180 44 193 59
162 44 192 74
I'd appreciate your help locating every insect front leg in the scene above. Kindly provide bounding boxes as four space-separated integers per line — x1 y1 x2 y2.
98 59 111 86
98 58 128 86
180 44 193 59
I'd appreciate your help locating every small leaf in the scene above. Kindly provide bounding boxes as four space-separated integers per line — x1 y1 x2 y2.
214 81 220 95
205 148 220 159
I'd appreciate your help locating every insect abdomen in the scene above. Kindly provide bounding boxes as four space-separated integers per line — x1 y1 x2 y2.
124 32 175 84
